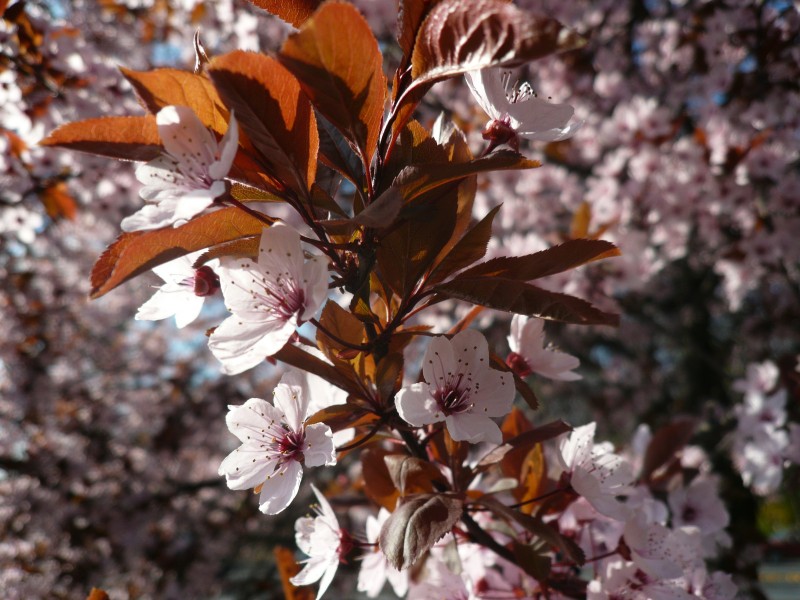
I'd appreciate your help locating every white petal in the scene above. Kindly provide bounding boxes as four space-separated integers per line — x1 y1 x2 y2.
208 111 239 180
172 189 217 222
445 412 502 445
422 336 457 388
303 423 336 467
173 295 205 328
448 328 490 376
273 369 311 431
156 105 216 167
258 223 306 283
507 314 527 353
299 255 330 321
218 447 275 490
258 459 303 514
396 383 442 426
120 199 180 232
470 370 514 418
135 289 185 322
558 422 596 471
208 315 295 375
464 69 504 120
291 556 332 588
225 398 283 444
508 97 574 136
315 558 339 599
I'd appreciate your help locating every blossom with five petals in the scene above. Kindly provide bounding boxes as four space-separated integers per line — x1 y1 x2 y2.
217 370 336 515
291 484 349 599
208 223 329 375
121 105 238 232
135 251 220 328
557 422 634 521
395 329 514 445
507 314 581 381
465 67 580 148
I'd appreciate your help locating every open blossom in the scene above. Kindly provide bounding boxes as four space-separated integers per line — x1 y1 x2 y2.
291 484 349 599
357 508 408 598
121 105 238 232
506 315 581 381
558 422 634 521
396 329 514 445
208 223 329 375
668 478 729 536
135 251 220 328
217 370 335 515
465 67 580 147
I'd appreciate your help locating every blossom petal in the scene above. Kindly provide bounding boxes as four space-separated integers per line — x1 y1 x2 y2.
396 383 441 426
470 369 514 417
225 398 284 444
218 446 276 490
258 222 306 284
273 369 310 431
208 112 239 180
258 459 303 514
120 198 180 232
208 315 295 375
300 255 329 321
446 412 502 445
422 336 457 388
173 294 204 328
508 97 574 137
448 328 490 375
303 423 336 467
135 289 185 322
156 105 217 167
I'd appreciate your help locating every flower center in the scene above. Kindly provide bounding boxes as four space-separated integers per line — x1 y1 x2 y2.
682 505 698 523
506 351 532 378
276 429 305 461
193 265 220 297
252 272 307 321
433 377 473 416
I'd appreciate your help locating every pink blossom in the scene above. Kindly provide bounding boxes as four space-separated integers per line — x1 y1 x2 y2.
217 370 335 515
135 252 220 328
668 478 729 536
506 315 581 381
121 105 238 232
357 508 408 598
557 423 634 521
465 67 580 145
208 223 329 375
396 329 515 445
291 484 348 599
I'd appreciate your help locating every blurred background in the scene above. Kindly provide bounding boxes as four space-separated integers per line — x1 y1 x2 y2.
1 0 798 598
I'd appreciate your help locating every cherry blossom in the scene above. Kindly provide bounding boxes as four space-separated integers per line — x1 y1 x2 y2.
135 252 220 328
357 508 408 598
465 67 580 148
506 314 581 381
557 423 634 520
291 484 349 599
667 478 729 536
208 223 329 375
217 370 335 515
121 105 238 232
395 329 515 445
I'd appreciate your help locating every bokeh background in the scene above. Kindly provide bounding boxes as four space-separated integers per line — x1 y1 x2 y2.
1 0 798 598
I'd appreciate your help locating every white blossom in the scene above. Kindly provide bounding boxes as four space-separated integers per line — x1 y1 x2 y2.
208 223 329 375
557 422 634 521
357 508 408 598
507 315 581 381
465 67 580 144
121 105 238 232
135 251 219 328
217 370 335 515
396 329 515 445
291 484 347 599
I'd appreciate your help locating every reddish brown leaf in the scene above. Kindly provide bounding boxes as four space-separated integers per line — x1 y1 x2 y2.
379 493 463 570
352 187 404 228
90 208 266 298
273 343 360 397
208 51 318 197
434 277 619 326
40 115 162 162
192 235 262 266
317 300 366 363
397 0 445 64
86 589 109 600
120 68 230 134
39 181 78 221
279 2 386 165
384 455 446 496
247 0 322 27
642 418 697 482
411 0 584 83
427 204 501 285
461 239 621 281
361 448 401 511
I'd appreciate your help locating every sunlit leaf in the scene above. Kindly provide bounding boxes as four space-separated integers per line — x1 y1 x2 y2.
273 546 315 600
209 51 319 197
90 208 266 298
39 182 78 221
280 2 386 165
40 115 162 162
384 455 446 496
246 0 322 27
361 448 401 511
